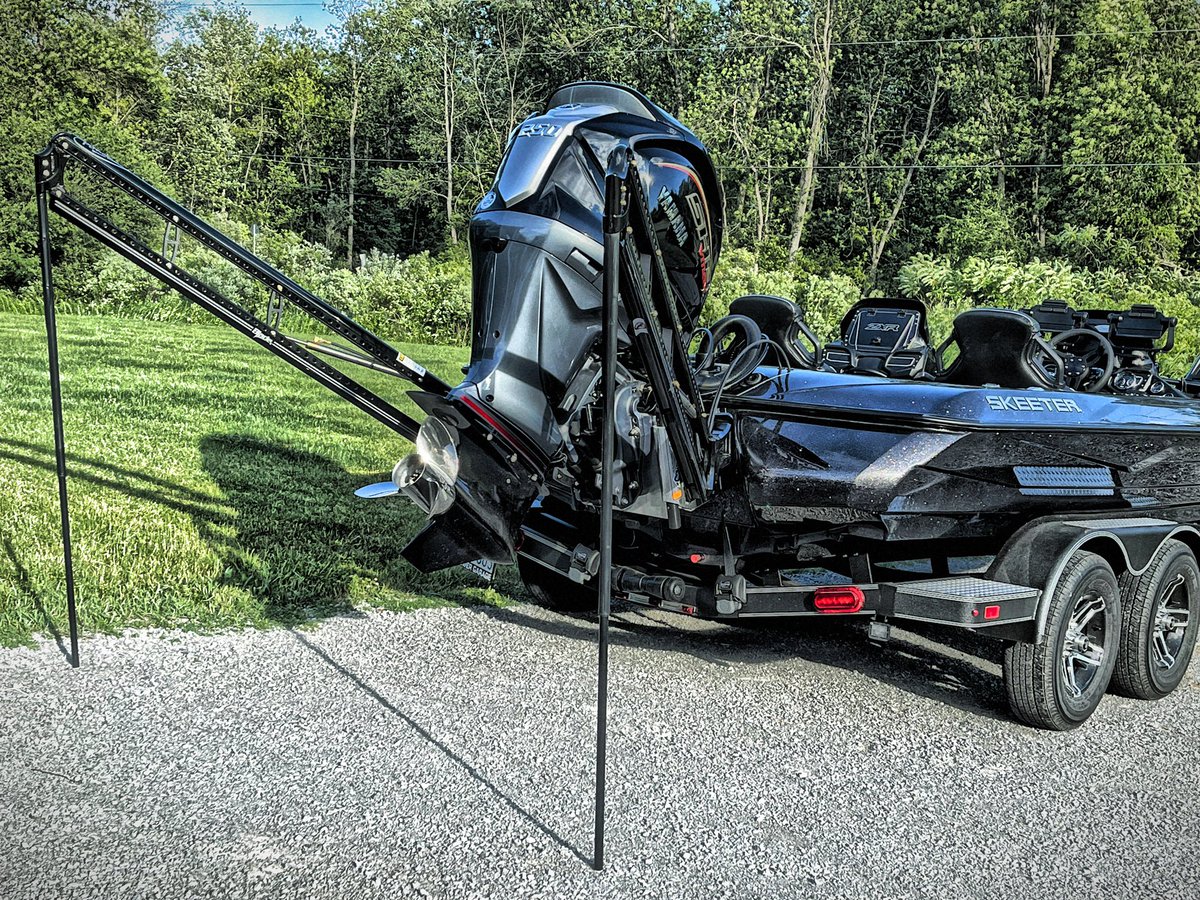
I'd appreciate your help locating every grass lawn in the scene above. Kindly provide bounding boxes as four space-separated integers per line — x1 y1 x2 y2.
0 311 520 647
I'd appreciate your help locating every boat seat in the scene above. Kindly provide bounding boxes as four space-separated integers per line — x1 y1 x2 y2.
823 297 934 379
937 308 1063 389
728 294 819 368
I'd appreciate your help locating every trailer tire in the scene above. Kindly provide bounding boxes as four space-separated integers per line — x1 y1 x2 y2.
1112 539 1199 701
1003 551 1120 730
518 558 597 614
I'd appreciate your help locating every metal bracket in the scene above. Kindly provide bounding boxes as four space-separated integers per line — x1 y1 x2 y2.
715 573 747 616
570 543 600 582
266 291 286 332
161 220 181 264
715 527 745 615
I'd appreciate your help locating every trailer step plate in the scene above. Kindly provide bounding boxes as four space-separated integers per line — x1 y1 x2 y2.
899 577 1038 602
892 577 1039 627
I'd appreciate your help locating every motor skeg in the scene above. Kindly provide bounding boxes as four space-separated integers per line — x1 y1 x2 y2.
400 82 723 572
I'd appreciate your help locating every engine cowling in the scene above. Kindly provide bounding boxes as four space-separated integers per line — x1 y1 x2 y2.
398 81 723 572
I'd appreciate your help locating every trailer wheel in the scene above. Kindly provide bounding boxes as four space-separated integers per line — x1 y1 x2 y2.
1113 539 1199 701
518 557 597 614
1004 551 1121 730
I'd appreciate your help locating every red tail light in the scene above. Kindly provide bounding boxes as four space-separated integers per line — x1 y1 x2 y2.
813 586 865 614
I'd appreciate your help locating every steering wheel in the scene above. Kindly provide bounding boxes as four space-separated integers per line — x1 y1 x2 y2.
692 314 766 393
1048 328 1117 393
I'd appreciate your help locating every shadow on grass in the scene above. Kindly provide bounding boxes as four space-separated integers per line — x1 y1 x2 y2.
1 434 506 642
0 437 229 522
195 434 507 624
1 537 70 662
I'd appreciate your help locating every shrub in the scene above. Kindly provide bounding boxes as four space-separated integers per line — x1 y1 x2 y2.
22 214 1200 378
797 272 862 342
703 247 799 326
703 247 863 343
353 248 472 345
898 253 1200 375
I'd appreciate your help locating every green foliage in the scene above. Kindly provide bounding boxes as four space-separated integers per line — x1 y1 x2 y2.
350 248 473 345
798 271 864 343
704 247 801 325
0 311 520 646
0 0 167 290
899 252 1200 373
34 214 474 346
3 0 1200 348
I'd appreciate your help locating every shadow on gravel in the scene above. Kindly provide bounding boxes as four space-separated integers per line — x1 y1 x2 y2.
290 629 592 866
476 604 1013 724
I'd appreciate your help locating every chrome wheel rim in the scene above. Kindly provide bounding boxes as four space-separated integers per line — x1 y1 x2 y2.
1061 591 1108 699
1151 574 1191 672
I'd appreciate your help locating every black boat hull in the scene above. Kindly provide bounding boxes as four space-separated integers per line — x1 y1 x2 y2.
726 368 1200 547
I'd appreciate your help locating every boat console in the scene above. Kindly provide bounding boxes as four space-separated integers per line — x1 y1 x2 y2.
1024 300 1180 396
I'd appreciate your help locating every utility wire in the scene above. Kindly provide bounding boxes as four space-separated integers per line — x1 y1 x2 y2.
164 7 1200 50
781 161 1200 172
172 2 331 7
219 150 1200 171
512 26 1200 54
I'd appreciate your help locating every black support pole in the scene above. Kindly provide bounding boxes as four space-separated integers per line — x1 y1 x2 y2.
36 183 80 668
594 147 629 871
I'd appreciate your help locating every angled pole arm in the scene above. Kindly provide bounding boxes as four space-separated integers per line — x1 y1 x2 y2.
31 132 467 664
34 135 426 443
40 133 448 396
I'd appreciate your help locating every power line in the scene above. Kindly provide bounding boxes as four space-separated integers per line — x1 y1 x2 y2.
827 26 1197 50
221 149 1200 171
511 27 1200 55
226 150 443 165
163 6 1200 52
798 161 1200 172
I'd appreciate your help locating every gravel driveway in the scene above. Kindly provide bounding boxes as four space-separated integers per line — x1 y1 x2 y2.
2 602 1198 899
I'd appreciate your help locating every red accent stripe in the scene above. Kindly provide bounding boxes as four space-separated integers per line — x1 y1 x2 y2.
659 161 714 290
457 394 545 469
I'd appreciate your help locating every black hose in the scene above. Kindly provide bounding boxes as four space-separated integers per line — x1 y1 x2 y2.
703 337 789 436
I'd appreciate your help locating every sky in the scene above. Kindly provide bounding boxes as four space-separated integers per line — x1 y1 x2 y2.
173 2 338 35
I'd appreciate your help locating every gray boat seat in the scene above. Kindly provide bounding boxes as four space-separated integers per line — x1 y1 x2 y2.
937 308 1062 389
728 294 819 369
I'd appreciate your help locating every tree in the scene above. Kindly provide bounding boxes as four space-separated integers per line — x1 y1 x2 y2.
787 0 842 261
1053 0 1200 269
0 0 167 291
684 0 807 254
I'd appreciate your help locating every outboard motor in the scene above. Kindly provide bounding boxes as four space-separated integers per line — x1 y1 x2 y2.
397 82 723 571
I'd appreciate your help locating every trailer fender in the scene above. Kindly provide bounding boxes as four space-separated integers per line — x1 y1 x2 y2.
987 516 1200 639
